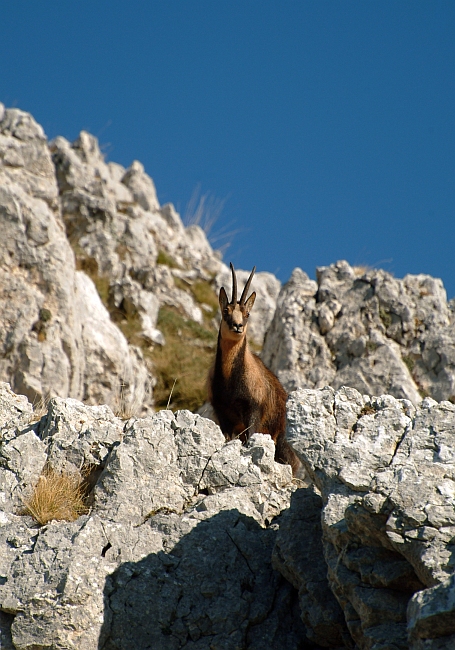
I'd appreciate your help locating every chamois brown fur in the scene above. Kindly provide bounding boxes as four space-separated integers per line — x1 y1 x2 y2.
208 263 300 475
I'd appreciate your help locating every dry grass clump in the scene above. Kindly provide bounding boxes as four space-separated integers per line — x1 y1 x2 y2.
22 467 88 526
29 393 52 423
113 378 153 420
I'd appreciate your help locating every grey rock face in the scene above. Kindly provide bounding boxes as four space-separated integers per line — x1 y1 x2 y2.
51 131 223 329
75 271 152 413
0 105 85 405
285 386 455 649
0 106 152 413
0 384 45 514
262 261 455 404
272 486 353 649
407 574 455 647
0 383 304 650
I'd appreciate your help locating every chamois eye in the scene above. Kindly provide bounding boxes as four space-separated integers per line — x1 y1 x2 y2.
245 312 250 318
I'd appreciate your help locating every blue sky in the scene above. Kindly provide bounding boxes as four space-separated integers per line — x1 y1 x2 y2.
2 2 454 297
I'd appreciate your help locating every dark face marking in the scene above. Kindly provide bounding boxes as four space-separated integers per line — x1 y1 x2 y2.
219 287 256 340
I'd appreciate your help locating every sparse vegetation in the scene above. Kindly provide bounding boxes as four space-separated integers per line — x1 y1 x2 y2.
190 280 219 318
157 250 180 268
184 185 241 253
115 243 129 261
149 306 217 411
402 355 416 373
379 307 392 329
29 393 52 423
70 234 220 413
32 307 53 342
21 467 88 526
112 304 143 344
173 278 219 321
353 265 370 276
366 340 379 354
76 252 111 308
113 377 154 419
91 275 111 308
360 404 376 416
173 276 191 292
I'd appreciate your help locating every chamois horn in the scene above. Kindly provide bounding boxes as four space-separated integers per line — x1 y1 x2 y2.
230 262 238 304
239 266 256 305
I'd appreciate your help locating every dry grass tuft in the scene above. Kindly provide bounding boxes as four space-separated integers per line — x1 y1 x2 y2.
113 378 153 420
21 467 88 526
353 265 371 276
29 393 52 423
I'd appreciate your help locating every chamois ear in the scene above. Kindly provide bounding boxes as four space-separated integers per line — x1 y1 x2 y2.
219 287 229 312
244 292 256 315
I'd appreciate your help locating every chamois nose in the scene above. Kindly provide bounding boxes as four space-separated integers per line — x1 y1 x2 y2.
233 323 243 333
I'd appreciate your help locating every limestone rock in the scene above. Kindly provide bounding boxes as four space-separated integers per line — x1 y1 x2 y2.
285 386 455 649
0 106 153 413
75 271 152 415
0 104 58 206
408 574 455 647
0 384 302 650
262 261 455 404
0 107 85 404
272 486 353 649
51 132 222 328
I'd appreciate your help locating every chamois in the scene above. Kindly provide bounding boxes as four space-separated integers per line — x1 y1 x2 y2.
208 263 300 475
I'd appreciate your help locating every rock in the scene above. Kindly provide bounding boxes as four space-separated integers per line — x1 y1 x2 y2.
51 131 223 328
51 131 162 322
262 261 455 404
39 394 124 474
121 160 159 212
0 384 303 650
0 107 153 412
0 106 58 205
215 264 281 345
272 486 353 648
0 611 14 650
75 271 151 415
408 574 455 647
0 383 33 440
0 109 85 404
284 386 455 648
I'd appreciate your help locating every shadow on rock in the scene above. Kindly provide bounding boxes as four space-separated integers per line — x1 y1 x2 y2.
98 508 312 650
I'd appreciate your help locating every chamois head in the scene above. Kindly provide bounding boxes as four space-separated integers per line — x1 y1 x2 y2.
219 263 256 340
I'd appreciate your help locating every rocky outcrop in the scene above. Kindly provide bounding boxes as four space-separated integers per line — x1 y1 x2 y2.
0 106 84 403
0 382 305 650
283 386 455 649
2 379 455 649
51 131 224 329
3 103 455 649
0 105 151 414
262 261 455 404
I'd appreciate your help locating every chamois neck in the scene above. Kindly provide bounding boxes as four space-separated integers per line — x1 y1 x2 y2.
219 333 247 354
217 330 251 378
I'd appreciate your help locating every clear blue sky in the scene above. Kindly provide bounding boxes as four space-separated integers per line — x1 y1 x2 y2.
2 2 454 297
